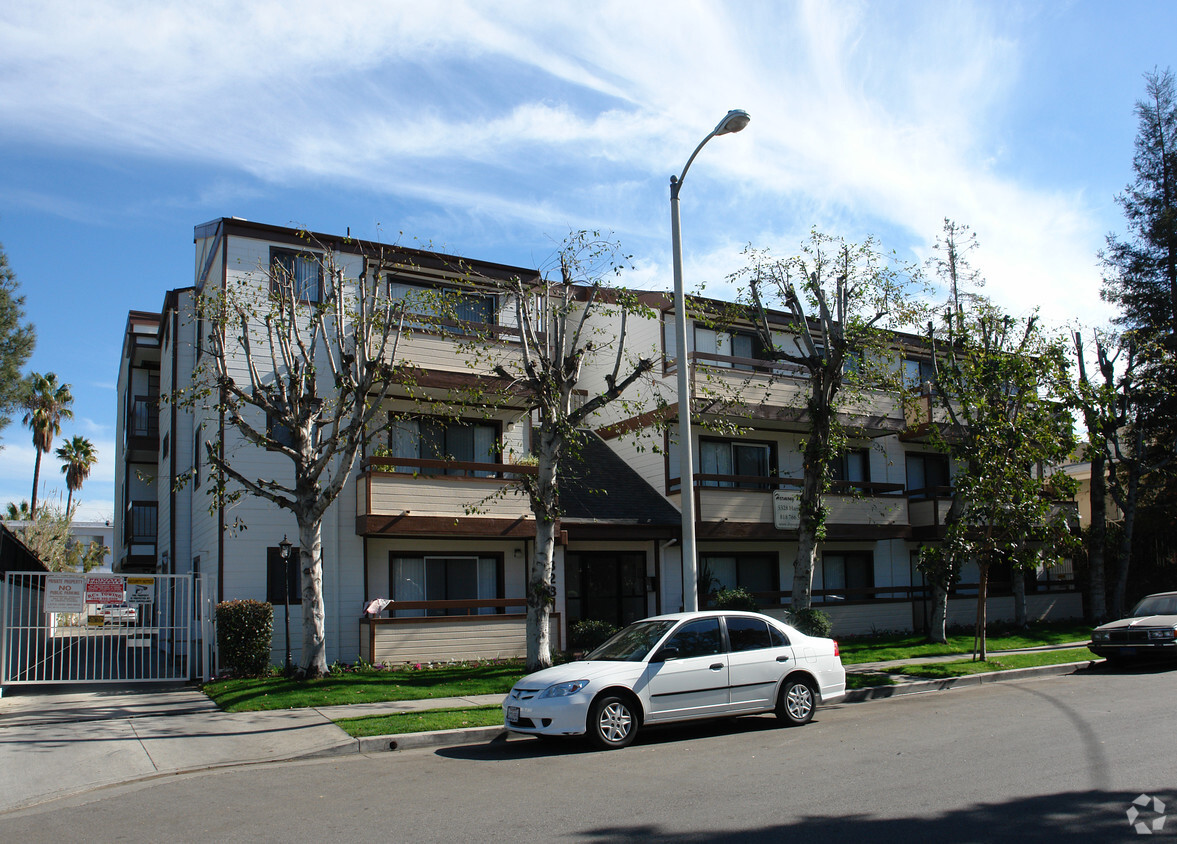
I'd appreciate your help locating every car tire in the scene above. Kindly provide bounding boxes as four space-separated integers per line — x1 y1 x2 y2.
776 677 816 726
589 694 638 750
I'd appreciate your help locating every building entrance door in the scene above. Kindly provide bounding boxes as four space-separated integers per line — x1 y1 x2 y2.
565 552 646 628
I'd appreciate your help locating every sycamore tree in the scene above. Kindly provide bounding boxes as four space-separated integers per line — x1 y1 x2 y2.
454 232 655 671
924 298 1077 658
725 231 924 612
180 232 408 679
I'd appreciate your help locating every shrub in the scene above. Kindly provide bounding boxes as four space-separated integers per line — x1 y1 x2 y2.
787 607 833 638
216 600 273 677
712 587 759 612
569 619 619 653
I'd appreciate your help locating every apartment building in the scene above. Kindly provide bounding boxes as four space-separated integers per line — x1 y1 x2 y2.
114 218 1081 667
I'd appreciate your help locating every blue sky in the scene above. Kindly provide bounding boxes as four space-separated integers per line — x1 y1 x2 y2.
0 0 1172 521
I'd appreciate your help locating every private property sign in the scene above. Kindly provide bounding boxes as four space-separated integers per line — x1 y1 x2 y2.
84 575 125 604
44 575 86 613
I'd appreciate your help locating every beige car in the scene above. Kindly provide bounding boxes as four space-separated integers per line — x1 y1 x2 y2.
1090 591 1177 665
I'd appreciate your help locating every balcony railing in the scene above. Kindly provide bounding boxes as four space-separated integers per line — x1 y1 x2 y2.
358 456 536 520
129 395 159 440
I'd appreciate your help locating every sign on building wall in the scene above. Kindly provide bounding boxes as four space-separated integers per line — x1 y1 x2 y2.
44 575 86 613
85 575 125 605
773 490 801 531
126 576 155 604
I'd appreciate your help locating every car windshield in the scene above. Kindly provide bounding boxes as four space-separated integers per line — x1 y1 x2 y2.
585 620 677 662
1130 595 1177 617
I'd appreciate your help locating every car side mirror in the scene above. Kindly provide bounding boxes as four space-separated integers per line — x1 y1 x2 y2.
653 646 679 663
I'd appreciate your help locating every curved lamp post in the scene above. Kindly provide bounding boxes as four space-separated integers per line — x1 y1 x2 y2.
670 109 750 612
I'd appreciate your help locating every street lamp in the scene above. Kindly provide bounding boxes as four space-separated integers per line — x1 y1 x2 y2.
670 109 750 612
278 534 294 677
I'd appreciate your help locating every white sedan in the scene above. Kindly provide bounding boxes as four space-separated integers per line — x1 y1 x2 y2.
504 610 846 749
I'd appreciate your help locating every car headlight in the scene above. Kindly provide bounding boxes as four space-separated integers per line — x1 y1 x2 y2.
1147 628 1176 640
1092 631 1110 642
539 680 590 698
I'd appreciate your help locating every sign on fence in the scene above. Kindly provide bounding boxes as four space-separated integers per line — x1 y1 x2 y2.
126 576 155 604
44 575 86 613
85 576 126 604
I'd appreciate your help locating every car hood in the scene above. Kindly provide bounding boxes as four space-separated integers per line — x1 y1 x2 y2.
1095 615 1177 631
513 660 645 689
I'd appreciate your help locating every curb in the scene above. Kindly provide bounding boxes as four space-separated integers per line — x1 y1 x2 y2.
354 660 1099 752
841 660 1096 703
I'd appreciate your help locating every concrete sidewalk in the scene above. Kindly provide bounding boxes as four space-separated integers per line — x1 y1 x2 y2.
0 645 1100 814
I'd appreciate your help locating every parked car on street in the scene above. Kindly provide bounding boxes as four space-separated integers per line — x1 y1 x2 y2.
1090 591 1177 665
503 610 846 749
99 602 138 623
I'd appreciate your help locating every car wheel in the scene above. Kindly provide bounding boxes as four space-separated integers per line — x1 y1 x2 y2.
589 694 638 750
776 677 816 726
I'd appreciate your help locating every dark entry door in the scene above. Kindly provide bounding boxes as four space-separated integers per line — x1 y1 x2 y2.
565 552 646 627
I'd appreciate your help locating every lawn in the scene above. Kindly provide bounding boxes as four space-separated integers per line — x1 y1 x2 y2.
893 647 1099 679
336 705 504 737
203 661 524 712
837 621 1092 665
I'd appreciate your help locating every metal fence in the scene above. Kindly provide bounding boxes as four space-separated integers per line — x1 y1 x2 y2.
1 572 216 685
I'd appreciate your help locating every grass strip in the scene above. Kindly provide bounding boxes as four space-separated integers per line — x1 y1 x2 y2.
838 622 1092 665
203 662 524 712
335 705 504 737
893 647 1099 679
846 672 899 690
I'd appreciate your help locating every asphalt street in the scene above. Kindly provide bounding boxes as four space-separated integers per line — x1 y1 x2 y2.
1 666 1172 842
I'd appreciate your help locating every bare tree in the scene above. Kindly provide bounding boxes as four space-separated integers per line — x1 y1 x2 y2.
457 232 655 671
184 233 407 678
728 231 923 613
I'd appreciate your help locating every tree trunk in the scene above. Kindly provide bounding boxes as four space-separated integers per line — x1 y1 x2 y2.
792 405 831 612
525 434 560 672
929 581 949 644
297 518 328 679
1086 449 1108 622
1111 475 1139 618
974 562 989 661
30 450 42 517
1012 567 1027 628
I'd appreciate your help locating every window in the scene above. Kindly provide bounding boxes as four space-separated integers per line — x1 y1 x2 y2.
271 248 322 303
693 327 766 370
725 616 775 652
389 554 501 616
387 416 499 476
267 545 302 605
699 439 773 489
821 552 874 601
267 412 295 450
903 357 936 391
906 452 950 498
662 617 723 659
194 425 202 488
388 278 496 332
161 433 169 460
832 448 870 486
702 554 779 597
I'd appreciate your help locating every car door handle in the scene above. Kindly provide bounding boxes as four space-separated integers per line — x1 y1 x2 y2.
710 663 725 671
776 655 790 662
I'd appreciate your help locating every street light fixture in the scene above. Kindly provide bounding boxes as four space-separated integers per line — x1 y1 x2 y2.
278 534 294 677
670 109 750 613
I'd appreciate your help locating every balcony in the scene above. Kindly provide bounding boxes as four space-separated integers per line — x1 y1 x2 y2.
674 353 907 437
677 473 909 540
356 456 537 538
125 395 159 460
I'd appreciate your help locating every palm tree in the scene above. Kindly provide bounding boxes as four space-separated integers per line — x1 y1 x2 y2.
3 500 31 521
56 435 97 514
21 372 73 517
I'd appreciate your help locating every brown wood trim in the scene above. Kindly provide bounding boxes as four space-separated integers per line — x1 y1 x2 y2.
363 455 537 477
562 523 678 540
358 612 564 650
694 521 911 541
357 514 536 538
597 403 676 440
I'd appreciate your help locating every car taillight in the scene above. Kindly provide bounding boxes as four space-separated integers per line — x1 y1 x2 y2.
833 640 840 657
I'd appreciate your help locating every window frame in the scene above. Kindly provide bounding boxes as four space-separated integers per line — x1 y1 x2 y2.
270 247 324 304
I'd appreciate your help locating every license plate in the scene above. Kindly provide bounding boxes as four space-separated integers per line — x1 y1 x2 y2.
507 705 520 722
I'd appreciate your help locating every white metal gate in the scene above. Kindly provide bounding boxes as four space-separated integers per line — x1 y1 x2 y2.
0 572 216 685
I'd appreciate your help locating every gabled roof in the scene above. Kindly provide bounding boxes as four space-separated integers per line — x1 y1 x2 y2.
558 432 680 536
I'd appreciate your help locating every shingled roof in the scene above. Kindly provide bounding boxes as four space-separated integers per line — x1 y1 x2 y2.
557 432 681 538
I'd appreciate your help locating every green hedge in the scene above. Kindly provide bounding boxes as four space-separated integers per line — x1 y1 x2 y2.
569 619 619 653
217 600 273 677
787 607 833 638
